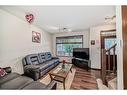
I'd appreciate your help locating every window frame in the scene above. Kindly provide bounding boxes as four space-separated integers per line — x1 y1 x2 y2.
56 35 83 57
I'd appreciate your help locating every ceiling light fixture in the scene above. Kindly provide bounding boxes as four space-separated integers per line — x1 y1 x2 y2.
104 15 116 24
63 28 68 32
59 25 71 32
105 15 116 20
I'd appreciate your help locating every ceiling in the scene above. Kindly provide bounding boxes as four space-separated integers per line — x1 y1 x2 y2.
0 6 115 34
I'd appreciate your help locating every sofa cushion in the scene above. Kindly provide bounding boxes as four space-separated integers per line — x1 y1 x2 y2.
24 65 40 72
45 60 55 65
38 53 46 63
45 52 52 61
25 54 39 65
22 81 46 89
0 76 33 89
0 73 20 85
38 60 54 71
52 58 59 63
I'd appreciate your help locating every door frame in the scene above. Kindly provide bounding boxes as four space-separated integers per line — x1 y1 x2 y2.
122 6 127 89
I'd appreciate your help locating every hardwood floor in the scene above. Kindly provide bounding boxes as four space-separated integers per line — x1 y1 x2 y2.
70 66 100 90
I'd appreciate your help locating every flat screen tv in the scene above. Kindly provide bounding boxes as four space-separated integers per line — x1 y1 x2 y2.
73 48 89 60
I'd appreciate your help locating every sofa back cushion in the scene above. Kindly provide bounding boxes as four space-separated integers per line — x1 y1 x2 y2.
38 53 46 63
25 54 39 65
45 52 52 61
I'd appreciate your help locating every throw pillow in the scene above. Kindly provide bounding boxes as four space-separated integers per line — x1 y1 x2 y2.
0 68 7 77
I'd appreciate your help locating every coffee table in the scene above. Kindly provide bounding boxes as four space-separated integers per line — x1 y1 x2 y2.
48 63 73 89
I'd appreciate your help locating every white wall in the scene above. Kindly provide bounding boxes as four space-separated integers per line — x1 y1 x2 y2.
116 6 123 90
90 24 116 69
0 9 52 74
52 31 89 62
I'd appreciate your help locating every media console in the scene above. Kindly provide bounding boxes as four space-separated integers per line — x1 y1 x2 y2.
72 57 91 71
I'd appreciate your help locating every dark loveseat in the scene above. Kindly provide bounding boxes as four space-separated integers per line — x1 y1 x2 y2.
22 52 60 80
0 67 57 90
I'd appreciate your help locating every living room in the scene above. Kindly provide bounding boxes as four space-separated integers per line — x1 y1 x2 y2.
0 5 125 91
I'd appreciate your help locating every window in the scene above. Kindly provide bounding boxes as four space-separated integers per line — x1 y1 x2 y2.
56 35 83 56
105 38 117 54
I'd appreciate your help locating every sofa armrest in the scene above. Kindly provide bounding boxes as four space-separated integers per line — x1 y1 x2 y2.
46 80 57 90
52 57 59 59
3 67 12 73
24 65 41 80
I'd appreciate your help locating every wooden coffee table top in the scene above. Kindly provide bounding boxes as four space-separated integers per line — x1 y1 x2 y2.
49 63 73 79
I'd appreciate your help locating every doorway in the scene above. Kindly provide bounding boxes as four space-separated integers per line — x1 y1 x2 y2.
100 29 117 72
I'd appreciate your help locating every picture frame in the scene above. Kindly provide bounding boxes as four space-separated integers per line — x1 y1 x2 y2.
32 31 41 43
91 40 95 45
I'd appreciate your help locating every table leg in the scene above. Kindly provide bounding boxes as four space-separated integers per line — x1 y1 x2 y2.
70 67 72 73
63 78 66 90
49 74 53 81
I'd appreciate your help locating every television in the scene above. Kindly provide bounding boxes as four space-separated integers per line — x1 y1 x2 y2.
73 48 89 60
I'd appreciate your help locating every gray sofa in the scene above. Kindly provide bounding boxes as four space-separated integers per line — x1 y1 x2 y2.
22 52 60 80
0 67 57 90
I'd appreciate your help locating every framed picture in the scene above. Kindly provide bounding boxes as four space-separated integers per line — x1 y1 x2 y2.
91 40 95 45
32 31 41 43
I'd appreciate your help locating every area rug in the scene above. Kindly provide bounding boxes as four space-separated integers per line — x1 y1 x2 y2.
40 68 76 90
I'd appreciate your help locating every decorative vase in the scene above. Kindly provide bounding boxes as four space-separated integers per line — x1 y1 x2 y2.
62 64 65 69
62 60 66 69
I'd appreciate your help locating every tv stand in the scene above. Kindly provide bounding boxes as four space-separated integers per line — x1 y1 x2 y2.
72 57 91 71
